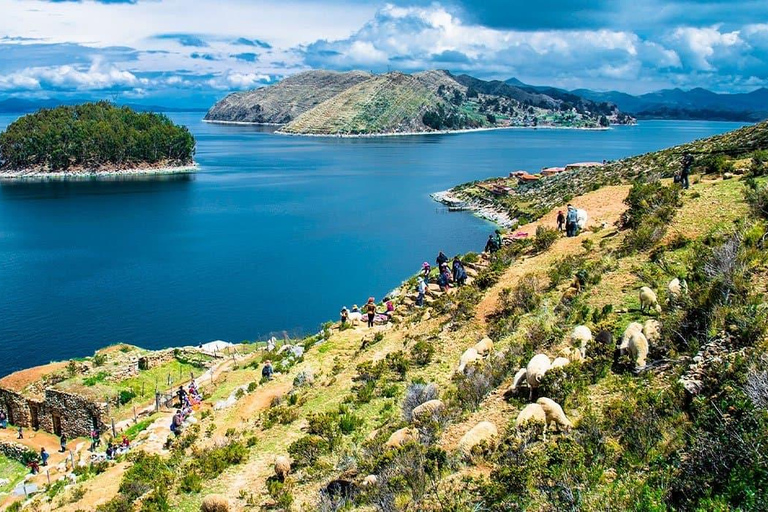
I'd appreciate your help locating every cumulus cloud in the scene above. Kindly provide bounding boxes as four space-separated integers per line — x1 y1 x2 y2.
0 60 146 91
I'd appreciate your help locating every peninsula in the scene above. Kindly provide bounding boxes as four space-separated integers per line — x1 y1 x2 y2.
0 102 196 178
205 69 635 136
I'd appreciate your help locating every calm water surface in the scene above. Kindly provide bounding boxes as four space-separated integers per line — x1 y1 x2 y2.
0 114 745 375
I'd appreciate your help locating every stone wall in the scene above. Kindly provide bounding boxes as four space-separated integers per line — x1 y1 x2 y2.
0 387 107 438
0 439 37 464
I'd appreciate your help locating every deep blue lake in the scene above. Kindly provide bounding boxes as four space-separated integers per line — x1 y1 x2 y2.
0 114 745 375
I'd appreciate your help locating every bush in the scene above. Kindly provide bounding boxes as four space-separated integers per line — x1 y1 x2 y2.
620 181 681 253
534 225 559 253
307 412 341 449
179 471 203 493
119 453 174 501
288 435 328 467
411 340 435 366
92 353 107 367
744 177 768 219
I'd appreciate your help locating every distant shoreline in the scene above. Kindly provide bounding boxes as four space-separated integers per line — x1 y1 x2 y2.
0 163 198 181
431 189 517 229
203 118 620 138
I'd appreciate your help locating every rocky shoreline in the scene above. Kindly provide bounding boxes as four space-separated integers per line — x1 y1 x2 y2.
431 189 518 228
0 163 198 181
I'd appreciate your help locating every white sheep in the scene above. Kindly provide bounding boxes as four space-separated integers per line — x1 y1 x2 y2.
274 456 291 481
550 357 571 370
620 322 643 347
473 337 494 357
457 347 483 373
411 399 445 424
639 286 662 314
618 329 649 368
571 325 592 358
515 403 547 428
642 319 661 344
576 208 589 230
511 353 551 400
536 397 573 432
385 427 419 449
362 475 378 487
457 421 498 459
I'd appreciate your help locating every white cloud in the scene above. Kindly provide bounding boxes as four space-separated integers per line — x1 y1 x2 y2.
0 61 146 91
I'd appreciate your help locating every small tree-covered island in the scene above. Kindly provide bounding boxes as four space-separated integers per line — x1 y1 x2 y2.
0 102 196 178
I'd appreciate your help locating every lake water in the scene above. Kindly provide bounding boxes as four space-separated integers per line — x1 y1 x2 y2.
0 114 745 375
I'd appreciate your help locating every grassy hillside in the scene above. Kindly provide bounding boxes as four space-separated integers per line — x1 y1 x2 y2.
206 69 635 136
5 124 768 512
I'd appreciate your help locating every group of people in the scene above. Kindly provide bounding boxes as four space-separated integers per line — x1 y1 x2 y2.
177 379 203 410
340 297 396 329
415 251 468 305
556 204 582 237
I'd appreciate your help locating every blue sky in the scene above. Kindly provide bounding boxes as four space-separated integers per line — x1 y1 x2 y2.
1 0 767 106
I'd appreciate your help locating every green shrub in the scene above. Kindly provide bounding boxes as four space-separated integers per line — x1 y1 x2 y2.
412 340 435 366
92 353 107 367
119 453 174 501
533 225 559 253
744 177 768 219
191 440 248 479
287 435 328 467
179 471 202 493
620 180 681 231
306 412 341 449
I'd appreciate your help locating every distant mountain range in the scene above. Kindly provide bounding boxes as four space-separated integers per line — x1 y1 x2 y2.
0 97 208 114
507 78 768 122
205 70 633 136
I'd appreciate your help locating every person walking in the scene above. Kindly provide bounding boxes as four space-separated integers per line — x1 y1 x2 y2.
262 360 274 380
436 251 448 266
452 256 467 286
566 205 578 237
485 234 498 253
59 433 67 453
17 425 23 439
416 276 426 307
680 153 693 190
556 210 565 232
0 410 7 428
40 447 49 466
366 298 376 328
421 262 431 284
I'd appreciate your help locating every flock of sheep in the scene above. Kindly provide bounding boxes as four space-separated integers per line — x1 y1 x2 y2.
266 277 685 494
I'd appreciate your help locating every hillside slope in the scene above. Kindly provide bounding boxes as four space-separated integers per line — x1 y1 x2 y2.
204 70 372 124
5 122 768 512
206 69 635 135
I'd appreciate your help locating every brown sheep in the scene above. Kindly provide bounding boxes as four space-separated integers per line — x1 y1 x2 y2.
200 494 230 512
457 421 498 459
515 403 546 428
411 399 446 424
274 456 291 481
385 427 419 449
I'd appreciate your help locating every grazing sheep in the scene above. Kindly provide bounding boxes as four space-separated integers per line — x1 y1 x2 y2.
348 311 363 324
411 399 446 424
550 357 571 369
200 494 230 512
639 286 662 314
619 330 649 368
643 319 661 344
515 403 547 427
457 421 498 458
385 427 419 449
595 329 613 348
457 347 483 373
621 322 644 347
536 397 573 432
511 354 551 401
571 325 592 357
274 456 291 481
473 337 494 357
362 475 378 487
576 209 589 230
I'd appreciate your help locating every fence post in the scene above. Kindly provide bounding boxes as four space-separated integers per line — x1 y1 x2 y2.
69 449 75 469
46 469 51 486
155 392 160 412
133 406 137 423
111 418 116 438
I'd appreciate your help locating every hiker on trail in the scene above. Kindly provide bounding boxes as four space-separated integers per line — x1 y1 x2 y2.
680 153 693 189
106 442 115 460
436 251 449 266
384 298 395 319
0 410 7 428
366 298 376 328
557 210 565 232
59 434 67 453
421 262 431 284
485 234 498 253
340 307 349 327
351 304 360 314
121 435 130 449
566 205 579 237
416 276 426 307
17 425 23 439
494 230 503 248
452 256 467 286
437 264 452 292
28 459 39 475
40 447 49 466
177 385 188 408
262 360 274 380
90 428 99 451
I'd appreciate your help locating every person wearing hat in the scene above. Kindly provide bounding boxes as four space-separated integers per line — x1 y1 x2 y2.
416 276 426 307
557 210 565 232
421 262 431 284
366 297 376 328
340 306 349 327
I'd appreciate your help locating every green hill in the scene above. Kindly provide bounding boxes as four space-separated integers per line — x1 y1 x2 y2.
0 102 195 174
206 69 636 136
